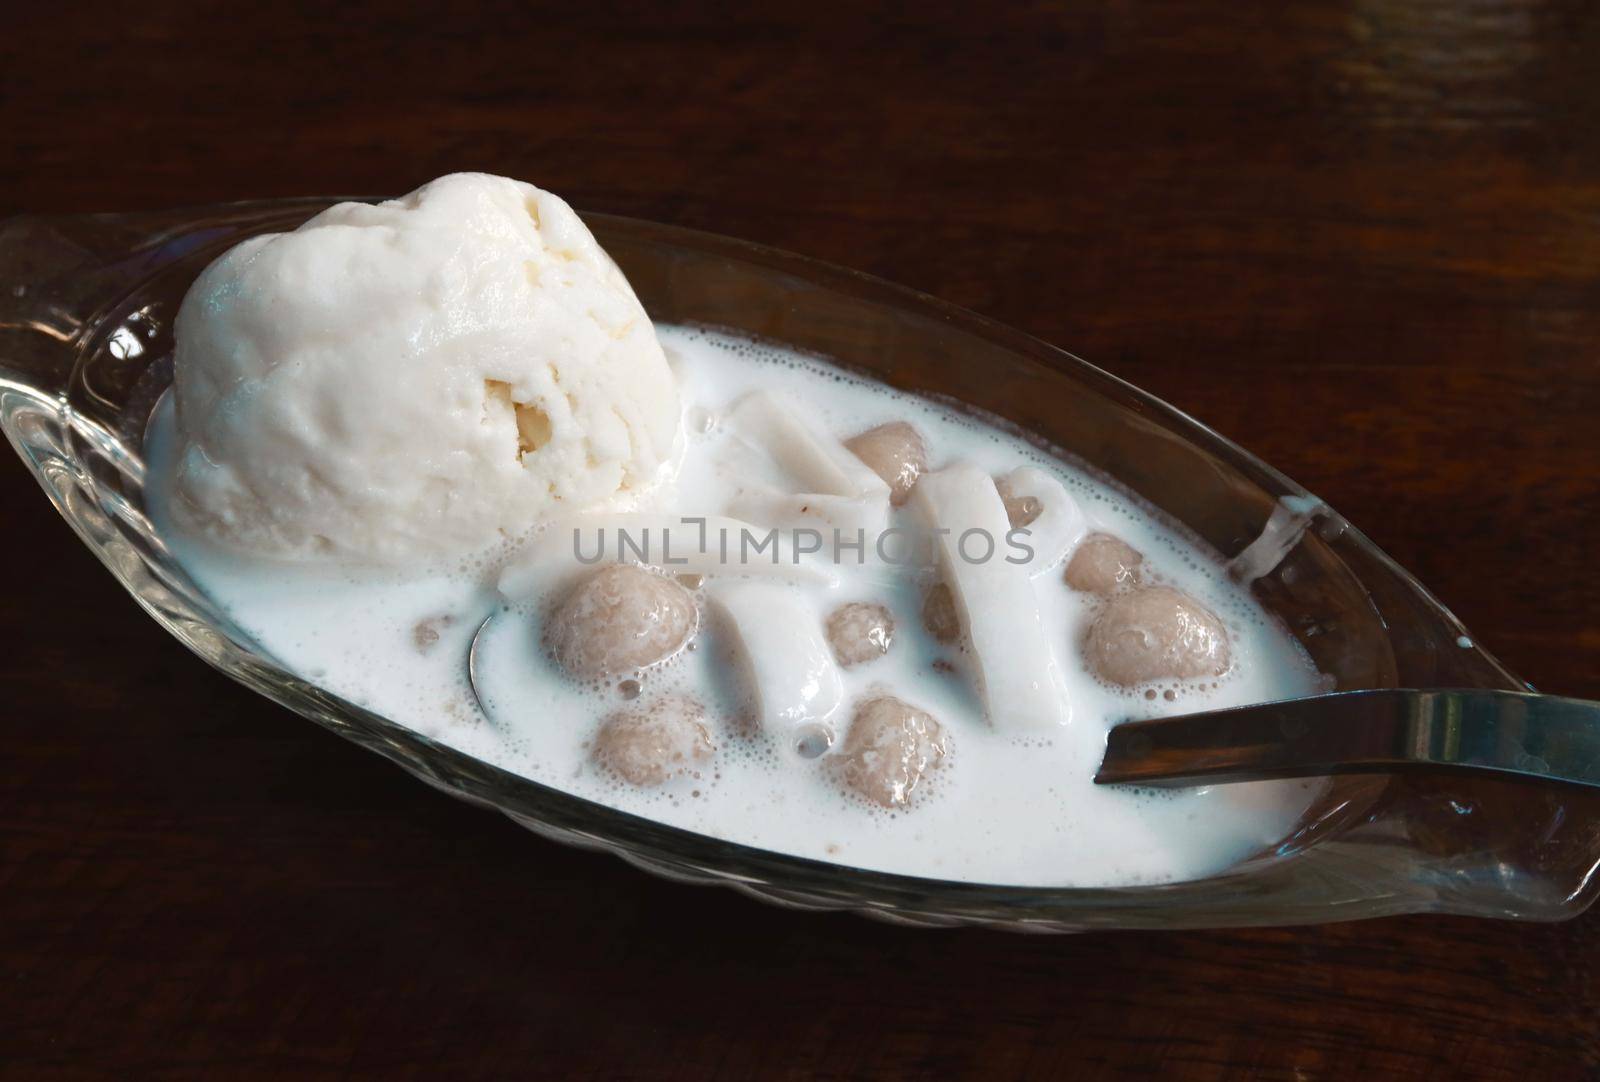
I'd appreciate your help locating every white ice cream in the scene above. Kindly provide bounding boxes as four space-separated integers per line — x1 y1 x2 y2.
167 172 682 564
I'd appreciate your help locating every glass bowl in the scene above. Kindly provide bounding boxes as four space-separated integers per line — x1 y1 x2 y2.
4 200 1597 931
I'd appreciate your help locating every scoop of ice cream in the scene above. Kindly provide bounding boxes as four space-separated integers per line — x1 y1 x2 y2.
166 172 682 563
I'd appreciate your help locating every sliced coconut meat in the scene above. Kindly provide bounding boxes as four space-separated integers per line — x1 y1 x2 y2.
996 465 1088 578
723 390 892 536
709 579 846 758
908 464 1070 730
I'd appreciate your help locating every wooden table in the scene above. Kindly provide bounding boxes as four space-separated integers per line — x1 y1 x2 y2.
5 2 1598 1077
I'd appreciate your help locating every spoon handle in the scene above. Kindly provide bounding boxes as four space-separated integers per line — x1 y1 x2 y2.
1095 689 1600 790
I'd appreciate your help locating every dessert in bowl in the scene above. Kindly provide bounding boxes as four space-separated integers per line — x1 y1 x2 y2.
4 175 1596 929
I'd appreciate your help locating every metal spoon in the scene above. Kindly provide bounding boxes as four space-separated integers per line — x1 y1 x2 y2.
465 610 498 719
1095 689 1600 790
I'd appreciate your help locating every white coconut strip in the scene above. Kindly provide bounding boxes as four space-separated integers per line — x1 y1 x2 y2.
909 464 1071 730
1000 465 1088 578
497 512 839 601
724 390 891 536
710 579 845 753
1226 494 1330 586
725 489 890 537
727 390 891 496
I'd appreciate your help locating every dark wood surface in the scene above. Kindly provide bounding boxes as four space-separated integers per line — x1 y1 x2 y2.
5 2 1600 1078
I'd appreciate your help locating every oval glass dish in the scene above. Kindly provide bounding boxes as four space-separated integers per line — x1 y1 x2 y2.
4 200 1597 931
